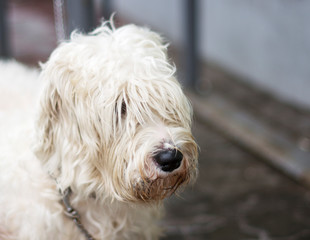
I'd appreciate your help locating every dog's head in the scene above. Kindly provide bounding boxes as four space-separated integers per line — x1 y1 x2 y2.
35 23 198 203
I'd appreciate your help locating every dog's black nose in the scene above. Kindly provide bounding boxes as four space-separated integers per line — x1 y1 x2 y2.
154 149 183 172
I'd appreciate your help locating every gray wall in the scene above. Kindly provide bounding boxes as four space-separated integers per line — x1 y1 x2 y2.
113 0 183 45
114 0 310 109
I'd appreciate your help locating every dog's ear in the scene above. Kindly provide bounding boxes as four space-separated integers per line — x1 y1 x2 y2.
34 39 80 164
33 55 104 188
34 80 62 164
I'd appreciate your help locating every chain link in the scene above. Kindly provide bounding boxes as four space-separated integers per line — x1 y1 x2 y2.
62 187 96 240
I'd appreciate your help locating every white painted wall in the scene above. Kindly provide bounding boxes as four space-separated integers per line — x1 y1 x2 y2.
113 0 310 109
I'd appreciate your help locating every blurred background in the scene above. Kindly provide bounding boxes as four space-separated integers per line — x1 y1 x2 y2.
1 0 310 239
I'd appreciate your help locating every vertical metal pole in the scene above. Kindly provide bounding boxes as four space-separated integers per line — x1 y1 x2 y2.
184 0 199 89
53 0 66 43
0 0 10 58
65 0 95 37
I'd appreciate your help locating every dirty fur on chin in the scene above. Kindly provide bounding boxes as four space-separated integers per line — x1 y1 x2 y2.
0 21 198 240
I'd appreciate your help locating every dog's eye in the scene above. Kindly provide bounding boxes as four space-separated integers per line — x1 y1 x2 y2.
121 101 127 116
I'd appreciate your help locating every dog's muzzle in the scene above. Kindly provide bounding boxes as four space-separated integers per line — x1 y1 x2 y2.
154 149 183 172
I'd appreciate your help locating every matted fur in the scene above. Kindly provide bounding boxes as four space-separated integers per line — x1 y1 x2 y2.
0 22 198 240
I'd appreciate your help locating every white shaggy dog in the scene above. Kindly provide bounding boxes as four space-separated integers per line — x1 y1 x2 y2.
0 23 198 240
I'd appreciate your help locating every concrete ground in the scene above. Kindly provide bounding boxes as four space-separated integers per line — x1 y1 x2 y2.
162 121 310 240
3 1 310 239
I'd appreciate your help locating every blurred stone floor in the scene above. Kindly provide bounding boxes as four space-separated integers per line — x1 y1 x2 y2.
3 1 310 239
162 121 310 240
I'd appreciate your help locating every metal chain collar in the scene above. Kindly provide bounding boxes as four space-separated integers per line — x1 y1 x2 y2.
62 187 96 240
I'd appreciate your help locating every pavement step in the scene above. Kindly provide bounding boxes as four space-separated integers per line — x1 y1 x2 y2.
188 91 310 187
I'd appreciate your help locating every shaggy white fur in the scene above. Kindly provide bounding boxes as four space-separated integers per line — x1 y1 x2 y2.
0 22 198 240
